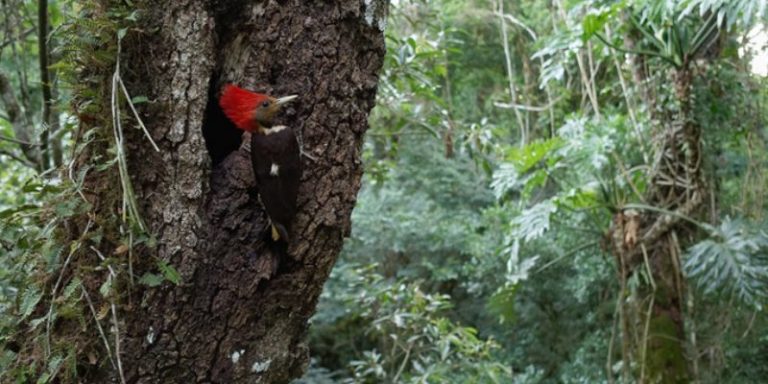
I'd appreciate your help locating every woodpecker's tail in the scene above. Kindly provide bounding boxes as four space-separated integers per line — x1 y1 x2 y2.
264 223 289 264
263 221 290 260
270 223 291 243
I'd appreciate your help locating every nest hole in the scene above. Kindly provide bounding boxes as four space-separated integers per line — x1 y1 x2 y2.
202 74 243 165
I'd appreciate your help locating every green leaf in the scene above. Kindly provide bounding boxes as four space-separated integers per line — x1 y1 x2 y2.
125 10 139 21
434 63 447 78
685 218 768 308
99 278 113 298
487 285 517 324
19 287 42 321
62 277 82 300
36 372 51 384
0 204 38 219
582 13 609 41
53 200 79 218
138 273 164 287
46 354 63 377
21 183 43 193
521 169 548 200
513 200 557 242
130 95 149 104
158 260 181 285
505 138 563 174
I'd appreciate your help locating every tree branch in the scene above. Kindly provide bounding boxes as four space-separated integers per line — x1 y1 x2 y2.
496 0 527 146
0 134 40 146
0 70 40 166
0 148 35 167
0 27 35 49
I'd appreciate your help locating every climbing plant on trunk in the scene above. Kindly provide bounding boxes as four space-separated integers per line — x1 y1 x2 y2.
586 3 727 382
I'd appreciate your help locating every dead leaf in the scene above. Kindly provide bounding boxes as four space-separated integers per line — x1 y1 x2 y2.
624 210 640 249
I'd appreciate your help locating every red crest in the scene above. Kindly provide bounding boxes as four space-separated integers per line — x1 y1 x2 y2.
219 84 268 132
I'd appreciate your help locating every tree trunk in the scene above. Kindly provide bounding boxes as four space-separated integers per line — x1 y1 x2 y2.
20 0 387 382
611 67 703 383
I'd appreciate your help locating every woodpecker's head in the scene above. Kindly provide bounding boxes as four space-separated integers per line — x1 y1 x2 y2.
219 84 297 133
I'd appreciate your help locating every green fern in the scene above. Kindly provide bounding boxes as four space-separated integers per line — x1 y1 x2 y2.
685 218 768 308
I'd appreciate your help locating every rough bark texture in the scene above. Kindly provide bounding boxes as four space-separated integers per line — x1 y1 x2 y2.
97 0 386 382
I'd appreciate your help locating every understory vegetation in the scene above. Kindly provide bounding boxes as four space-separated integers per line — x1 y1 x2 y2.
302 0 768 382
1 0 768 382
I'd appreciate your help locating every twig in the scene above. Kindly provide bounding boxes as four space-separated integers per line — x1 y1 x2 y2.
610 153 646 204
639 295 655 383
128 231 134 286
496 0 527 146
67 151 90 202
301 149 318 162
493 97 562 112
553 0 600 119
605 25 650 165
640 244 656 291
0 70 40 165
0 134 40 146
111 37 147 231
669 232 685 317
0 148 34 167
741 310 758 339
623 200 709 233
392 342 413 383
499 12 537 40
81 284 117 371
534 241 598 274
0 27 35 49
542 76 556 137
117 77 159 152
91 246 126 384
110 301 125 384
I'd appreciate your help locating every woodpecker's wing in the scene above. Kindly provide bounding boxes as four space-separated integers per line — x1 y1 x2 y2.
250 126 302 241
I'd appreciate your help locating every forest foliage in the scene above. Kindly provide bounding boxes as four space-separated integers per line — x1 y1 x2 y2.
1 0 768 383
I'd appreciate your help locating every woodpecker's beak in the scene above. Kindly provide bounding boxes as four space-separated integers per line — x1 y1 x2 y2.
275 95 298 106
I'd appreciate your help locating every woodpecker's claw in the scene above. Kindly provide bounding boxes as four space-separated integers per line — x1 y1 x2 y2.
240 131 252 152
301 149 318 162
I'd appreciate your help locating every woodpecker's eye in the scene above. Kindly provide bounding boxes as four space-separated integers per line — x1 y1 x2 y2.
261 101 270 108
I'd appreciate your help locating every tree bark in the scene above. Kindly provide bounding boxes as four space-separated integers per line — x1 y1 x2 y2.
26 0 387 382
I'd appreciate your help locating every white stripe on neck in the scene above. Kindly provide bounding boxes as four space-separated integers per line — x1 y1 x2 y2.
262 125 288 135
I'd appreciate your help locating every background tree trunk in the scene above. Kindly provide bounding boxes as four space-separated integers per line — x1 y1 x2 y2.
611 66 703 383
56 0 386 382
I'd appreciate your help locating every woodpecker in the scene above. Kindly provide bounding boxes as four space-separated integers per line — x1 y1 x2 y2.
219 84 301 243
